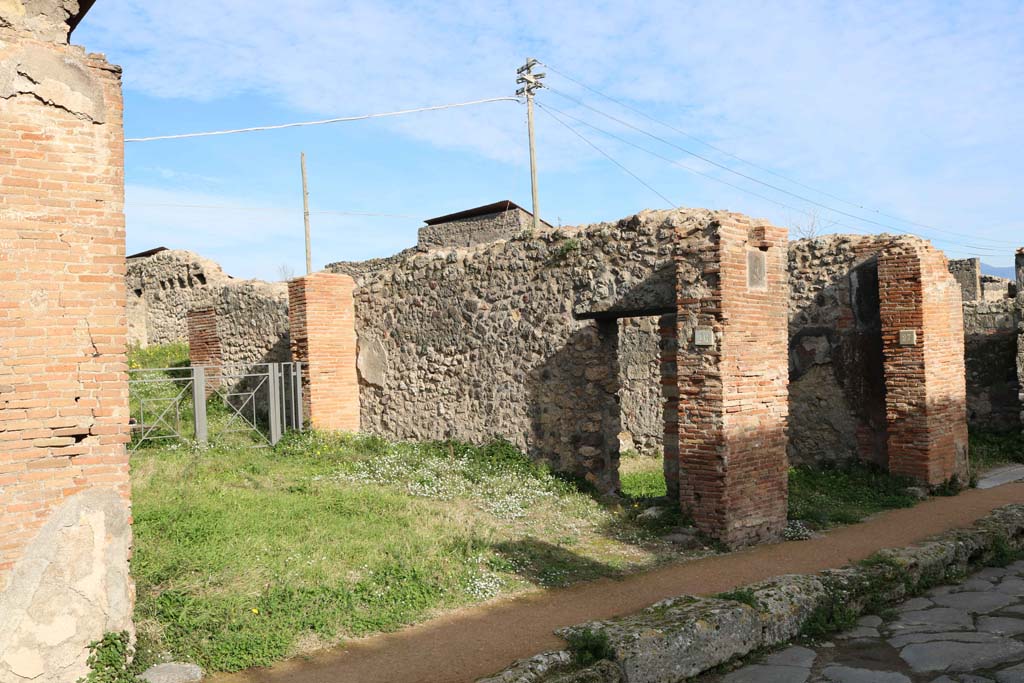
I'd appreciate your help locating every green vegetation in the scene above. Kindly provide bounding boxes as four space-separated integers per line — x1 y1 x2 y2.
714 587 760 609
787 463 918 529
619 454 921 531
77 632 143 683
131 434 688 672
619 451 667 499
127 342 189 371
970 428 1024 473
565 627 615 667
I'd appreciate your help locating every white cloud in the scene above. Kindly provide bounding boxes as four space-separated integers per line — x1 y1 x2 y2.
81 1 1024 259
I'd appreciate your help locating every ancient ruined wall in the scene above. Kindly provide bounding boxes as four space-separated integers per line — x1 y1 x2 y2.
948 258 981 302
962 298 1020 430
788 236 887 466
0 6 133 682
352 210 701 492
616 316 663 455
788 234 970 485
417 207 532 249
126 249 227 346
126 249 289 354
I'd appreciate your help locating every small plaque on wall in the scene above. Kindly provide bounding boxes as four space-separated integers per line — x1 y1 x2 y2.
694 327 714 347
899 329 917 346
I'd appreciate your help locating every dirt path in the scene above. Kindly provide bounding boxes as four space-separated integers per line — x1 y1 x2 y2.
210 483 1024 683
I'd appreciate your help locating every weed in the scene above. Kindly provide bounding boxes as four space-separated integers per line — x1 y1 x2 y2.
932 474 964 497
565 627 615 667
547 238 581 264
787 463 918 529
715 588 760 609
970 428 1024 472
77 632 142 683
990 533 1018 567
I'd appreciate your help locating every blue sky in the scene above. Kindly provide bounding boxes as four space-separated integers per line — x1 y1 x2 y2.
75 1 1024 281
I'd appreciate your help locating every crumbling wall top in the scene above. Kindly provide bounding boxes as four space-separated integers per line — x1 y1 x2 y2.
0 0 93 43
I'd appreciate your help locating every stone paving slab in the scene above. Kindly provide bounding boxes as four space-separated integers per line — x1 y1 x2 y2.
701 561 1024 683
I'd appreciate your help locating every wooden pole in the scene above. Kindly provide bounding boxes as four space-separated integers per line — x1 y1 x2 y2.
527 90 540 232
301 152 312 274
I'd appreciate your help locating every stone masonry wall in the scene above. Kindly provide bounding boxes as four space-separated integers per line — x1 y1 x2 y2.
351 210 689 492
348 208 788 522
126 249 227 346
948 257 981 302
0 6 133 682
788 234 969 485
126 248 289 355
616 316 663 455
962 298 1020 430
417 206 532 249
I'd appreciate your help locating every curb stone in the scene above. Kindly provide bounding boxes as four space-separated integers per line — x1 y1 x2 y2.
477 504 1024 683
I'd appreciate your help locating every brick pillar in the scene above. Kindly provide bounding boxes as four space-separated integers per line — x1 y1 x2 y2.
287 273 360 431
676 215 789 547
659 314 680 502
878 240 969 485
187 307 222 395
0 5 133 681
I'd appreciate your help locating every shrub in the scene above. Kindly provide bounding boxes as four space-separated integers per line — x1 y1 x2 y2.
566 627 615 667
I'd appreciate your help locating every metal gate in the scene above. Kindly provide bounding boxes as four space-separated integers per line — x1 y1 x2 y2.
129 362 304 450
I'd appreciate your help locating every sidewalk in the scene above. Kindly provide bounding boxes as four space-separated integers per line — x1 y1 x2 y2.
210 482 1024 683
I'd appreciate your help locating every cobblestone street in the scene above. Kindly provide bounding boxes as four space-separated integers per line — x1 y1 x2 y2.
705 561 1024 683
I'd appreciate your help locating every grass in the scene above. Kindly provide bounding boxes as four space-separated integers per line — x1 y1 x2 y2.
619 453 922 532
787 463 918 529
125 345 924 673
970 427 1024 473
130 434 690 672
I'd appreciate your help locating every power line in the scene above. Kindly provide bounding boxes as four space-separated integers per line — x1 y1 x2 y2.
542 84 1016 251
538 104 676 208
539 61 1016 249
125 97 520 142
537 102 1007 254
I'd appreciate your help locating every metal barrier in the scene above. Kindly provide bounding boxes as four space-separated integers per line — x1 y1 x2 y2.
128 362 303 450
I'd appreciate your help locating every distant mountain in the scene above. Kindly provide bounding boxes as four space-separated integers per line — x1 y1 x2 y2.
982 263 1016 279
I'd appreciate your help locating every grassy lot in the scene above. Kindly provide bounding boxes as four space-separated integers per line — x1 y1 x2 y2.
132 436 690 672
128 344 932 673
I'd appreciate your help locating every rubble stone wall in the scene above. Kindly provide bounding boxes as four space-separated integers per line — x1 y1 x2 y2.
962 298 1021 430
417 207 532 249
351 210 701 492
0 6 133 681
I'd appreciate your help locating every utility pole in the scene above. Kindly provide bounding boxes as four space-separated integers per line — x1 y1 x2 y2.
516 58 545 231
300 152 312 274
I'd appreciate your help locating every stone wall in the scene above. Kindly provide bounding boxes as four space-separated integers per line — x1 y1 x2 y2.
788 234 969 485
343 208 791 545
126 248 289 356
0 4 133 681
616 316 663 455
962 298 1020 430
349 210 686 493
417 205 533 249
126 249 226 346
948 257 981 301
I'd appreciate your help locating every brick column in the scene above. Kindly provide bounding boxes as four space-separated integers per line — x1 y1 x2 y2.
287 273 360 431
0 6 133 681
659 313 680 502
187 307 223 395
676 215 789 547
878 240 969 485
